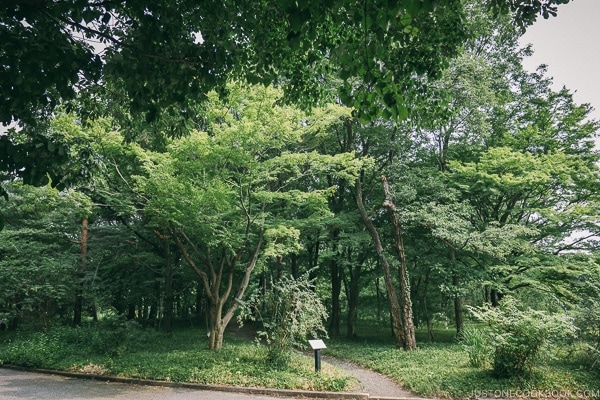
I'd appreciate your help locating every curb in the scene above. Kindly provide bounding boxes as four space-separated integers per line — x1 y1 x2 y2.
1 365 417 400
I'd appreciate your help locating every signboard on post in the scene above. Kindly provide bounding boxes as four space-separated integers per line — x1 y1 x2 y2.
308 340 326 372
308 340 327 350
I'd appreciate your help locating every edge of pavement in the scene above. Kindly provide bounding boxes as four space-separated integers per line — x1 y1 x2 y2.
0 365 421 400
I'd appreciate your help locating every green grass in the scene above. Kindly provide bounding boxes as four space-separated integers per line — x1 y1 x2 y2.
0 325 355 392
0 320 597 398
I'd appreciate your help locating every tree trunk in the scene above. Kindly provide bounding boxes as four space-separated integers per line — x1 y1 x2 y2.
453 274 464 337
173 227 264 350
355 177 406 349
208 298 226 350
162 237 174 333
381 176 417 350
73 218 88 326
329 255 342 337
423 267 434 342
345 259 361 339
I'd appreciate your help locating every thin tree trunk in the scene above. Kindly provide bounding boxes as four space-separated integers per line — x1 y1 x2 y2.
163 237 174 333
453 274 464 337
423 267 434 342
329 254 342 337
345 259 361 339
73 218 87 326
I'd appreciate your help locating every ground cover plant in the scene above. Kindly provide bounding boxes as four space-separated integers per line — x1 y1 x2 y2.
326 320 598 399
0 322 355 392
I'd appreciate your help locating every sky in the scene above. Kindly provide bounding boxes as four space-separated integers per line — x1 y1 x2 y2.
519 0 600 147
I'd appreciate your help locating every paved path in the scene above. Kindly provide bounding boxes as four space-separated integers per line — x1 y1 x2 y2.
323 356 422 399
0 369 300 400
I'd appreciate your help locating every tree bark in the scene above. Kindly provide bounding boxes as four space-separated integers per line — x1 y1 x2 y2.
381 176 417 350
345 255 362 339
329 256 342 337
355 177 406 349
174 228 263 350
453 274 464 337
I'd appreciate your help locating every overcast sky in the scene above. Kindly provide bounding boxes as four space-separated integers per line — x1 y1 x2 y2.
520 0 600 132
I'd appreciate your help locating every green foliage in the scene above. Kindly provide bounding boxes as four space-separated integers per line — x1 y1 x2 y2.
459 326 493 368
0 317 143 368
468 297 577 378
1 0 564 129
238 274 329 366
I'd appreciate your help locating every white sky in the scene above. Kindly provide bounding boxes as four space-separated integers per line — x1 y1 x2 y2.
519 0 600 147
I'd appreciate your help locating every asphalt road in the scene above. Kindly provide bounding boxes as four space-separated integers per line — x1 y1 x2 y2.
0 368 302 400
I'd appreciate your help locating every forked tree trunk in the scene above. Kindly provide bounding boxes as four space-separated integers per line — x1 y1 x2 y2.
208 299 226 350
174 228 263 350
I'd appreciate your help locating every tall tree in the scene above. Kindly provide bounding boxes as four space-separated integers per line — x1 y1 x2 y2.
135 84 361 349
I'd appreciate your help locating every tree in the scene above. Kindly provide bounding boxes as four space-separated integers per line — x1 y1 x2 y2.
135 84 361 349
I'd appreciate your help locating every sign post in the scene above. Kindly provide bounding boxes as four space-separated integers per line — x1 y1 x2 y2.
308 339 327 372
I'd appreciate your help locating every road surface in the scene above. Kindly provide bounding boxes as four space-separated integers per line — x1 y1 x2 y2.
0 368 304 400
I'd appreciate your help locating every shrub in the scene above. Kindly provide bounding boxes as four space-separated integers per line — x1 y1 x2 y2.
468 297 576 378
238 273 328 366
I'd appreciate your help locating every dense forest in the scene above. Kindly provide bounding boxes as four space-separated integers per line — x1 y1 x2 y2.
0 0 598 375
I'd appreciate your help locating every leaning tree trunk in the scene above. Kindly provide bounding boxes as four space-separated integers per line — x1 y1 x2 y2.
355 178 406 349
381 176 417 350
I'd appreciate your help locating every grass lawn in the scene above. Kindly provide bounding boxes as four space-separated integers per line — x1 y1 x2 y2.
0 320 598 398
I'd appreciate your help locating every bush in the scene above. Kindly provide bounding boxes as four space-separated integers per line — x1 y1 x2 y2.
468 297 576 378
238 273 328 366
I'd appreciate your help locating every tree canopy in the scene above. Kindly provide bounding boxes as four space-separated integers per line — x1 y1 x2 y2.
1 0 571 126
